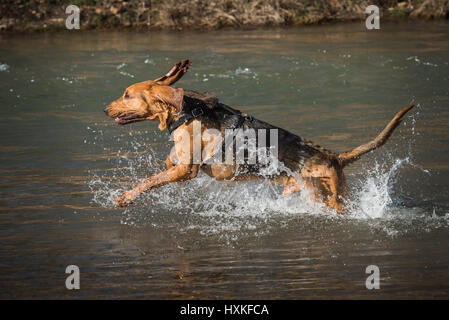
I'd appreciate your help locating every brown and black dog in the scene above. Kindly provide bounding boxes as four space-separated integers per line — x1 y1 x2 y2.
104 59 414 213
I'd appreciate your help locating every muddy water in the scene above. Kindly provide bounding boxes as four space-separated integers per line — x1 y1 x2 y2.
0 21 448 299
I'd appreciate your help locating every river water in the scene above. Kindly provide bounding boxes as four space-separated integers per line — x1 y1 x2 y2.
0 21 448 299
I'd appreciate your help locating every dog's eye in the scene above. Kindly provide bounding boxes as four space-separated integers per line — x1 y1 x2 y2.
124 92 130 99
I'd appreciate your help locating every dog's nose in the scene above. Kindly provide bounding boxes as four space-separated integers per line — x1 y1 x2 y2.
103 106 109 115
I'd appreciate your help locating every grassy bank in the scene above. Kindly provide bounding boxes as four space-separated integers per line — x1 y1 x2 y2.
1 0 448 32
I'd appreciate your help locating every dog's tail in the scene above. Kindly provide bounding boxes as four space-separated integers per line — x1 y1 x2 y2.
337 105 414 167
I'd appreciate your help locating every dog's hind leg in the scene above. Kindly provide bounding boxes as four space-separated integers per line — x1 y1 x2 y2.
319 175 345 214
296 176 345 214
286 164 346 214
282 176 302 195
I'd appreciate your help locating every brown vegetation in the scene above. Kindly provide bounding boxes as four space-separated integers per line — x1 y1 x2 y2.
410 0 449 19
0 0 448 32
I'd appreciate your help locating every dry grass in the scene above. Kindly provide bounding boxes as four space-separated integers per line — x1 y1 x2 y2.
0 0 447 32
151 0 374 29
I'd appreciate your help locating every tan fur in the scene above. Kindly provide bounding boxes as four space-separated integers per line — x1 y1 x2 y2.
338 105 414 166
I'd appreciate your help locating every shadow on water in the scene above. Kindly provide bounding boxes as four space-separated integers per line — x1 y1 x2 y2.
0 21 449 298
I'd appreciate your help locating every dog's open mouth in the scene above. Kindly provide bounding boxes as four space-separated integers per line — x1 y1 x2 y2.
114 114 145 125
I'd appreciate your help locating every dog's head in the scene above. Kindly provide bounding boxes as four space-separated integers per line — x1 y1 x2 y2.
104 80 184 130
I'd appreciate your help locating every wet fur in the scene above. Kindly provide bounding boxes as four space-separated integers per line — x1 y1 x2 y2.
105 59 414 214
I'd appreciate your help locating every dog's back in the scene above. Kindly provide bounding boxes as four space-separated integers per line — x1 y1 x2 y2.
182 90 336 173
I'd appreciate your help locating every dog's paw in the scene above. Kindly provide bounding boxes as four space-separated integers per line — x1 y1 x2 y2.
115 193 133 207
115 198 129 207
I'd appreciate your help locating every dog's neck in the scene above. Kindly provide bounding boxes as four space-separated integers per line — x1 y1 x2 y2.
166 97 207 133
168 111 181 124
167 99 188 123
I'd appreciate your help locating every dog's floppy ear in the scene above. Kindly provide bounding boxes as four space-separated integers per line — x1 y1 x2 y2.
148 111 170 131
146 85 184 131
154 86 184 113
154 59 191 86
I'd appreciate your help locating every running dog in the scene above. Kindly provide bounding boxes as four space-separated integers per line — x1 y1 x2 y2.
104 59 414 213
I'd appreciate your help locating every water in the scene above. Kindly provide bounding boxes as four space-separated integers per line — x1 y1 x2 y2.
1 21 449 299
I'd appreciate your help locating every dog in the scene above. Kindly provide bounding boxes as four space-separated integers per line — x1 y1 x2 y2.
104 59 414 214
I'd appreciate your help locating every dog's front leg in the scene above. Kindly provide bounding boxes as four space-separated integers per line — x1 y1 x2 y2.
115 164 199 207
165 150 176 169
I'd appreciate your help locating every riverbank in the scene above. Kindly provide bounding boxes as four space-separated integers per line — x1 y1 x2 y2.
1 0 448 32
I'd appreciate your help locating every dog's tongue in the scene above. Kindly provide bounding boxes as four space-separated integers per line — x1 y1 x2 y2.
115 114 140 124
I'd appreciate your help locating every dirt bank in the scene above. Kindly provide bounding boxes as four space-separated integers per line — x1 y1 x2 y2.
1 0 448 32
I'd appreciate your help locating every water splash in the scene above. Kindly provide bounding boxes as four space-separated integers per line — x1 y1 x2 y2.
87 108 448 240
194 67 259 81
0 63 9 72
348 158 410 219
